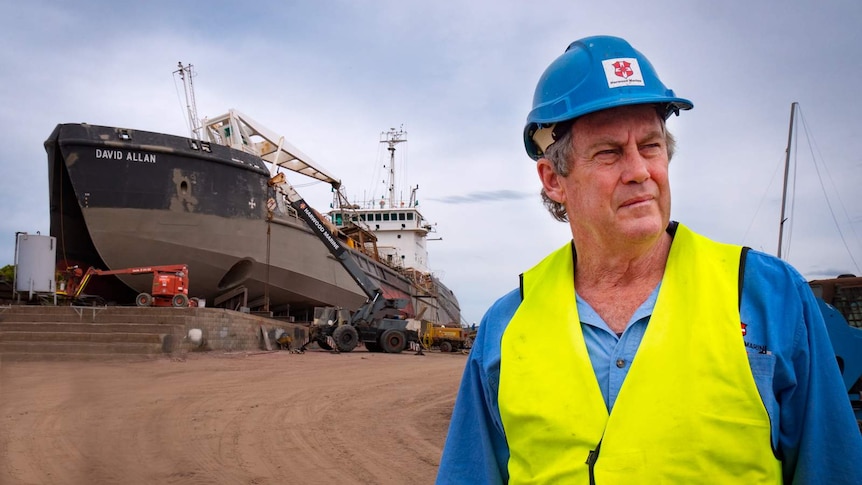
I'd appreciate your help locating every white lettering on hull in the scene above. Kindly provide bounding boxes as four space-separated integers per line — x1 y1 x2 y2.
94 149 156 163
95 148 124 160
127 152 156 163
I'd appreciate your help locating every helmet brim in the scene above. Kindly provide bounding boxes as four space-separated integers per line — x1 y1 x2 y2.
524 97 692 160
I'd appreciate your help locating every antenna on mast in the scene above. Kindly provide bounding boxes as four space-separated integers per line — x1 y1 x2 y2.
175 62 202 140
380 126 407 208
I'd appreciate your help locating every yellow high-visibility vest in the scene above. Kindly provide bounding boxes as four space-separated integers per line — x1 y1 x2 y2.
499 224 782 483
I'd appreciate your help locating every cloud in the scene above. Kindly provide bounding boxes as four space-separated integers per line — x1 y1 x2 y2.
3 0 862 324
428 189 534 204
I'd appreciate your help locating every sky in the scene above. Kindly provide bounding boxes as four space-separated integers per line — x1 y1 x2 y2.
2 0 861 324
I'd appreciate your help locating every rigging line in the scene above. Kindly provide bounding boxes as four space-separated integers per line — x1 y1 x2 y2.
741 152 785 244
171 72 192 138
797 107 862 273
368 143 378 206
401 140 409 205
366 140 385 207
798 106 862 267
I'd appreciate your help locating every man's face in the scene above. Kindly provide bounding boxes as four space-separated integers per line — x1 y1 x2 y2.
549 104 671 247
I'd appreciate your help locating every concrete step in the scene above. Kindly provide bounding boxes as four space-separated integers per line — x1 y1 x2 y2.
0 322 181 334
0 310 191 325
1 305 194 312
0 352 165 363
0 305 302 360
0 341 165 355
0 331 164 344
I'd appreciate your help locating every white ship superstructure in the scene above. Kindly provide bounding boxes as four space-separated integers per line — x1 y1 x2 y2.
329 128 438 283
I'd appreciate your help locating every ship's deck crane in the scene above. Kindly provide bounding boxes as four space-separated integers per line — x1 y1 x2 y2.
268 172 415 353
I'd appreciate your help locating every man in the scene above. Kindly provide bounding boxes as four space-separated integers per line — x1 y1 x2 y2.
436 35 862 483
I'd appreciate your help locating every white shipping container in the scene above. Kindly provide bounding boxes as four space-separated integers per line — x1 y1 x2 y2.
15 233 56 294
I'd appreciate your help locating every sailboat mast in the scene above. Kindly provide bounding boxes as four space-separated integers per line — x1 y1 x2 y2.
381 128 406 208
777 101 798 259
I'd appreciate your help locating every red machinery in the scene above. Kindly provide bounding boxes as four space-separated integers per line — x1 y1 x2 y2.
58 264 194 307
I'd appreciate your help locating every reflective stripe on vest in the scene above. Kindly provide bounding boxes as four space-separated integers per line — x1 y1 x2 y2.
499 224 781 483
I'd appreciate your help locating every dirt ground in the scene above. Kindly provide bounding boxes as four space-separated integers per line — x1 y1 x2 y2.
0 348 467 485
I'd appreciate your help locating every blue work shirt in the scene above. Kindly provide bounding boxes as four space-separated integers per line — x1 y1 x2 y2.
436 248 862 484
578 283 657 412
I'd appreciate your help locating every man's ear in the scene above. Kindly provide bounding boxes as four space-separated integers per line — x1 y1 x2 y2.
537 158 565 203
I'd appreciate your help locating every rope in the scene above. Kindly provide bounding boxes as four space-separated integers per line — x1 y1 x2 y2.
796 106 862 273
171 71 192 138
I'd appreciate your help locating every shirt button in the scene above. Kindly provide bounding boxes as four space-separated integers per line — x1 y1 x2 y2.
616 359 626 368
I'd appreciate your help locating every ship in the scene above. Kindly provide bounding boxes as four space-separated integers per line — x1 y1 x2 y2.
43 66 460 326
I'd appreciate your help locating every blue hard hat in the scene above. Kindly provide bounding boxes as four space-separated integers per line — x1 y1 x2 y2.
524 35 693 160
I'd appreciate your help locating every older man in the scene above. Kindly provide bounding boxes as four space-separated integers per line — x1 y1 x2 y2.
436 35 862 484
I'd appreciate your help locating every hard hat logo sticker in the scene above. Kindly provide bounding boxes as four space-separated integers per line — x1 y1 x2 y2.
602 58 646 88
613 60 634 78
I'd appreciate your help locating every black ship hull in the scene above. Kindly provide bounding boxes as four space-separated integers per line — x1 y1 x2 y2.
45 123 460 324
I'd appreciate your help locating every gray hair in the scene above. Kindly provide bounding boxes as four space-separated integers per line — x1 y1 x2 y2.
540 119 676 222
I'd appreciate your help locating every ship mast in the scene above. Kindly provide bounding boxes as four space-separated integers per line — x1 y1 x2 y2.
381 128 407 208
777 102 798 259
175 62 202 140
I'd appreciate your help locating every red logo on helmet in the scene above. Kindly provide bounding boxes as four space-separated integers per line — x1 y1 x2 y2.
613 60 634 79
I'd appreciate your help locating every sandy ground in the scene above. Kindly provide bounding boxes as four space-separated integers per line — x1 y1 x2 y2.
0 349 467 485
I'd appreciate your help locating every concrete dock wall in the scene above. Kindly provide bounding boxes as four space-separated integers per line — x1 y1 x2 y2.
0 305 309 361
